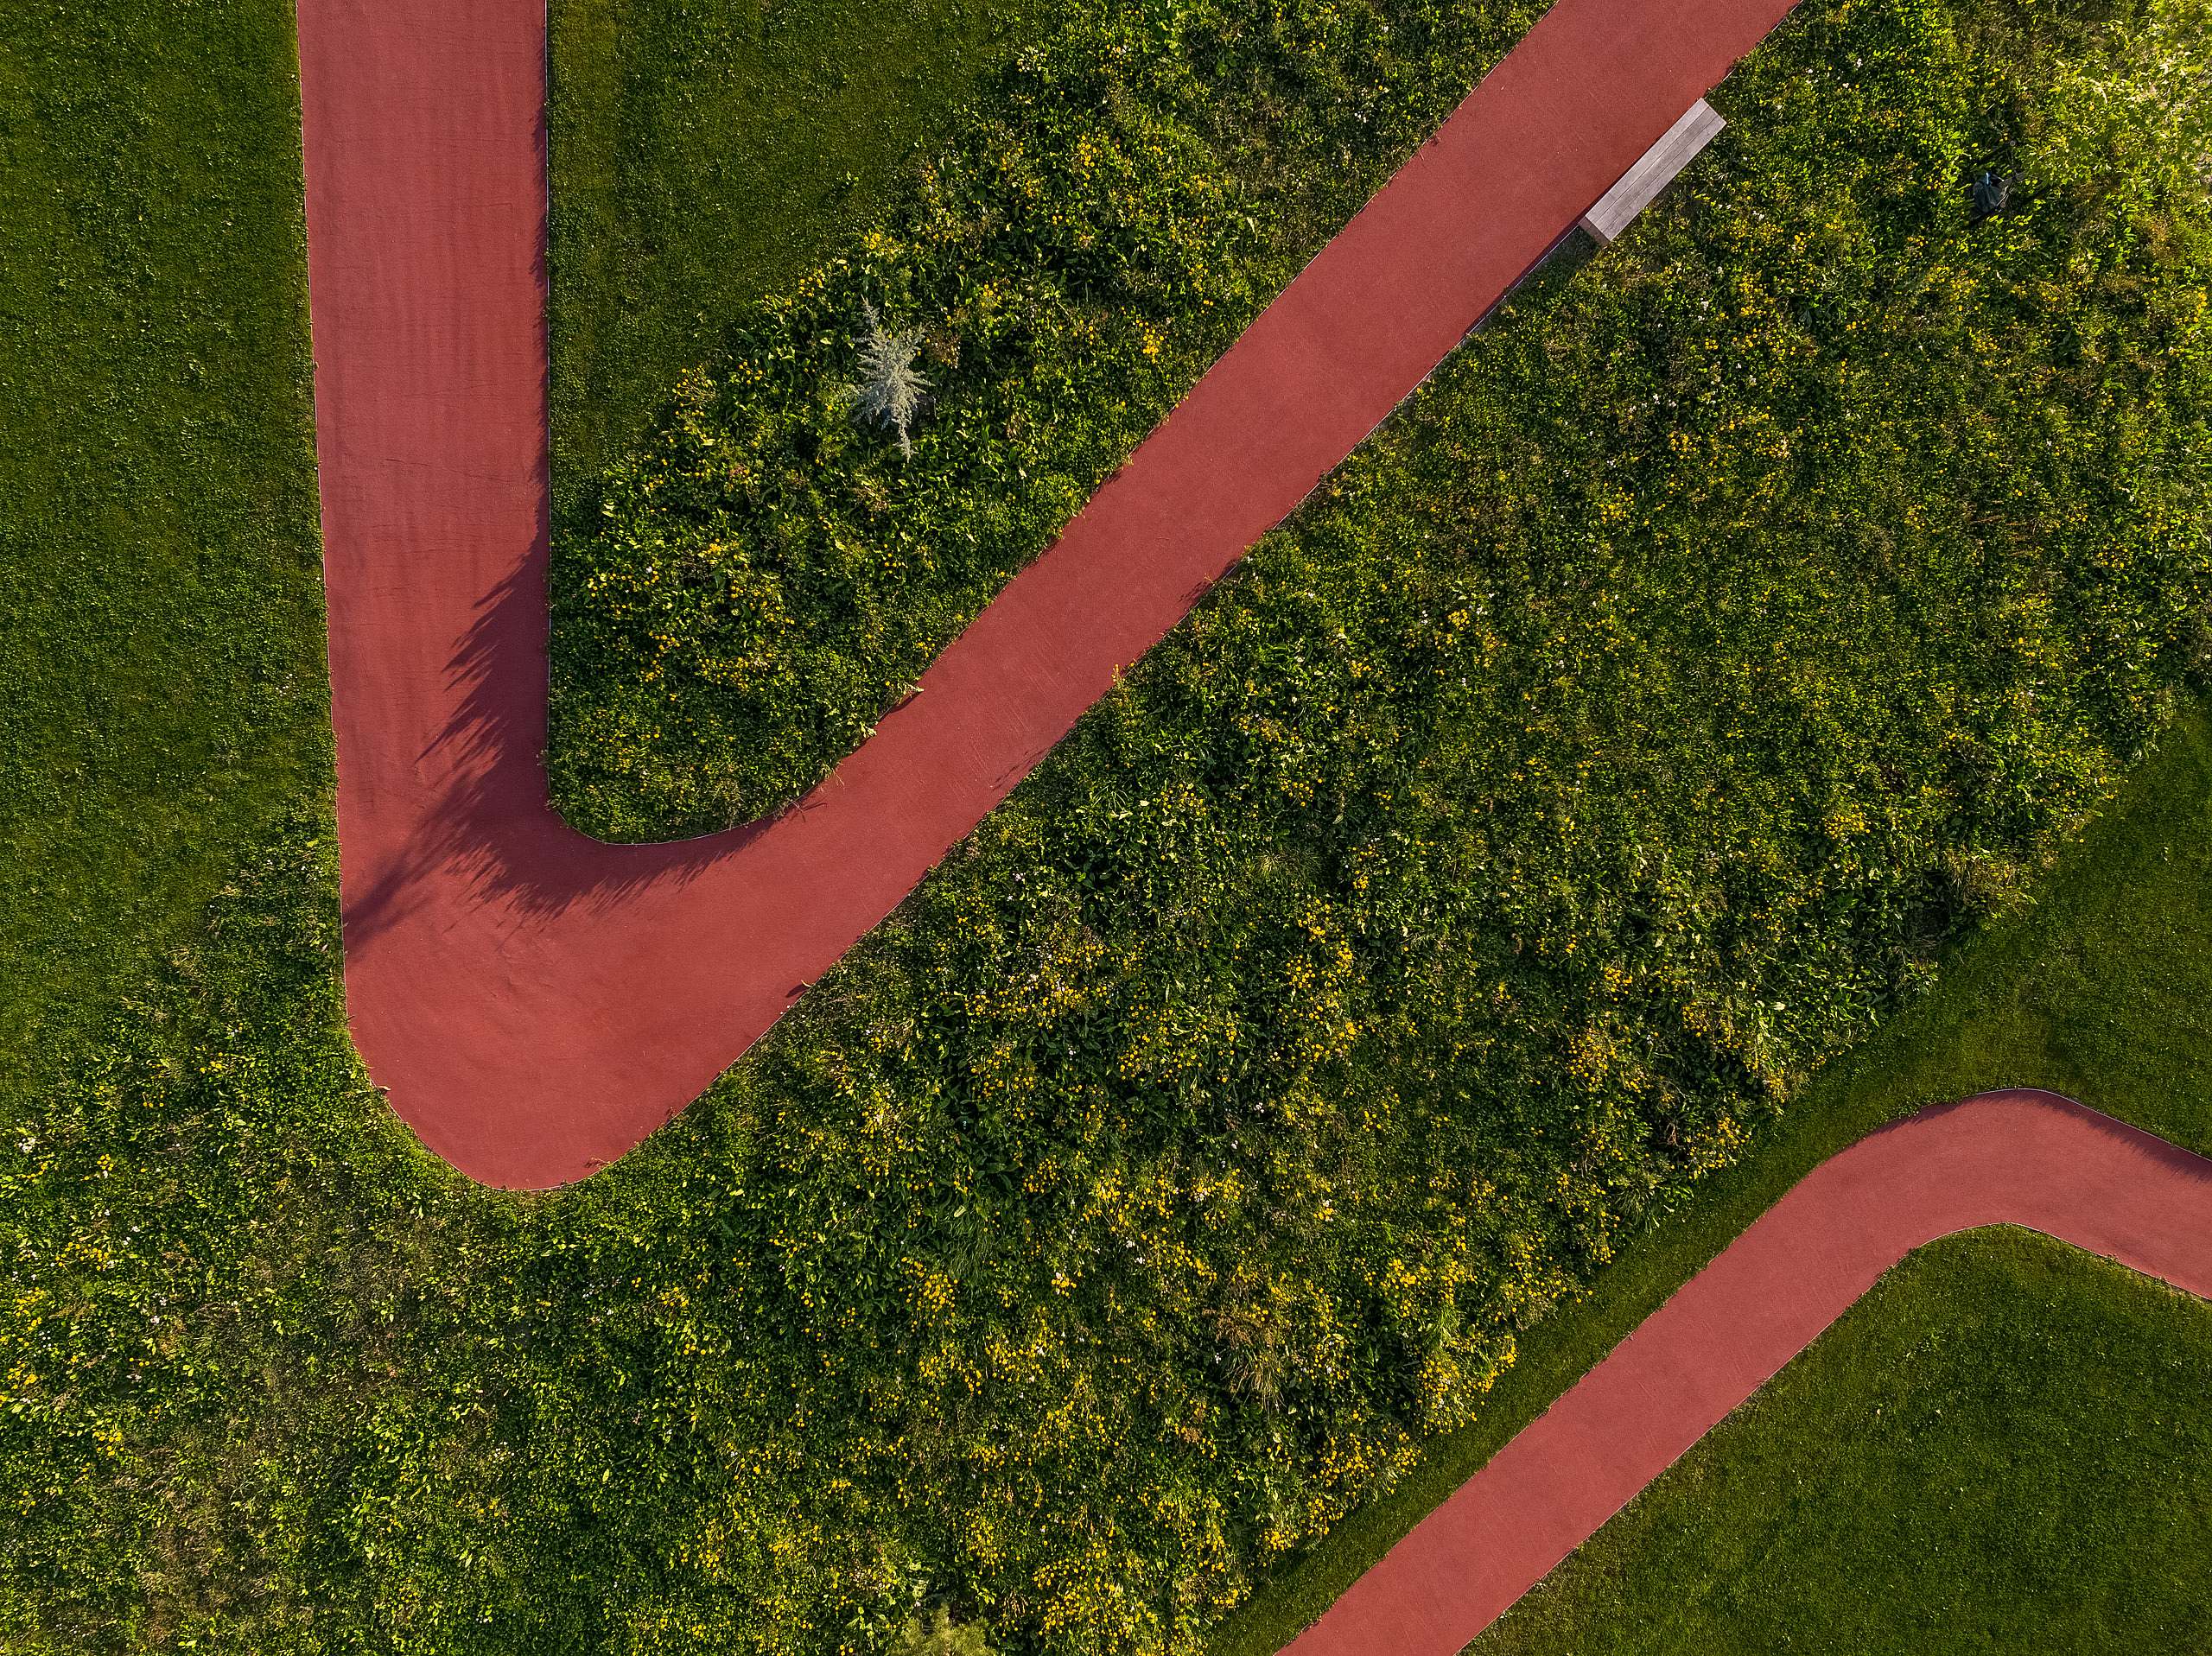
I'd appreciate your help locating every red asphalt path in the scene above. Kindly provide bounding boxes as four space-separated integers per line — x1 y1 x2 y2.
1280 1090 2212 1653
297 0 1797 1186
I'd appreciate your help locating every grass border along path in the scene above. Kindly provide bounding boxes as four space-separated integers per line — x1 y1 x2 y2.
297 0 1804 1187
1269 1090 2212 1653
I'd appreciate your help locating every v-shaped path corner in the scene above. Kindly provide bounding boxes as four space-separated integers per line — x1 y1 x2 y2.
296 0 1798 1187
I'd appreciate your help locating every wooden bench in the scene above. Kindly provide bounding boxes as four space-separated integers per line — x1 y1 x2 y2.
1580 98 1727 244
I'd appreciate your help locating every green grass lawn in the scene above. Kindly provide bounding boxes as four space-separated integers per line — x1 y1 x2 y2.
0 0 327 1105
547 0 1052 502
1475 1228 2212 1653
5 0 2212 1647
1209 698 2212 1654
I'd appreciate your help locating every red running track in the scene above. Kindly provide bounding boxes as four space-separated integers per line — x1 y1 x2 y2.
296 0 1797 1187
1279 1090 2212 1653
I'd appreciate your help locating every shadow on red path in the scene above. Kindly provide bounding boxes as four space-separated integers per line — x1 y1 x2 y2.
296 0 1797 1186
1279 1090 2212 1653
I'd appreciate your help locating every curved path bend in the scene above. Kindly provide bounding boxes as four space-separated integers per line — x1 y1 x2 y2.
1280 1090 2212 1653
296 0 1797 1186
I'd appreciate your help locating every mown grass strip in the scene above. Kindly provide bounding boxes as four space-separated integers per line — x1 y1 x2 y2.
0 0 327 1103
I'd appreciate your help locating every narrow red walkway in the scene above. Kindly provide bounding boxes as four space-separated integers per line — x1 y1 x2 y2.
1280 1090 2212 1653
297 0 1797 1186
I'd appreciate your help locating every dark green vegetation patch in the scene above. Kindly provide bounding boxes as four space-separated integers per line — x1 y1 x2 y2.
1475 1231 2212 1652
548 0 1548 835
547 0 1055 498
5 0 2212 1650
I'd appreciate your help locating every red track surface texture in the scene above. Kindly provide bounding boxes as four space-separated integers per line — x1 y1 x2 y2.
297 0 1796 1186
1280 1090 2212 1653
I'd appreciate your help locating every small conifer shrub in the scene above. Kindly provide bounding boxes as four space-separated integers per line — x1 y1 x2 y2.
846 298 930 458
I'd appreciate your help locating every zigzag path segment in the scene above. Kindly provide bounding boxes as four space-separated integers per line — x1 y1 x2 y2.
1277 1090 2212 1653
297 0 1798 1188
